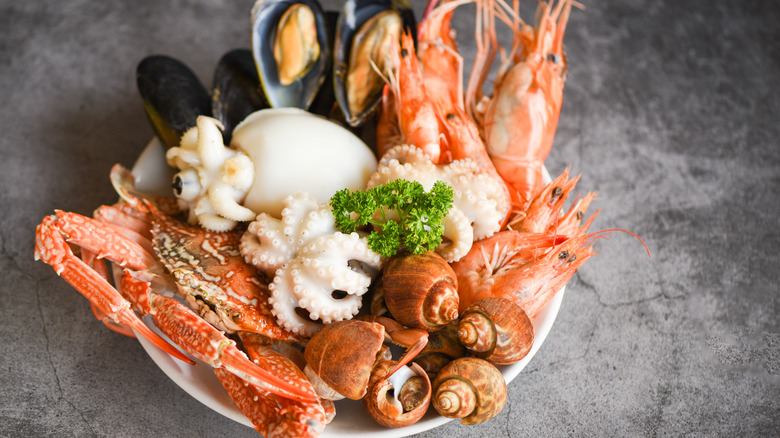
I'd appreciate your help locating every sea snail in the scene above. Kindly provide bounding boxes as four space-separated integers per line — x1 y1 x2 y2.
302 318 428 402
457 297 534 365
431 357 507 425
381 251 460 332
363 360 432 428
412 321 467 380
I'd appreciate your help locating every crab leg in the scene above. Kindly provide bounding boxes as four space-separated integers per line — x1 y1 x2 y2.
121 273 318 404
215 333 329 437
34 215 194 365
93 204 155 253
78 247 137 338
215 369 327 438
52 210 157 270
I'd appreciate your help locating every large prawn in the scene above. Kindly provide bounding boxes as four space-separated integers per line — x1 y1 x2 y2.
414 0 513 223
375 33 445 162
450 228 590 315
468 0 574 211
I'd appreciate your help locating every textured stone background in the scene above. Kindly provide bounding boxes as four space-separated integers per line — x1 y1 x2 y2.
2 0 778 436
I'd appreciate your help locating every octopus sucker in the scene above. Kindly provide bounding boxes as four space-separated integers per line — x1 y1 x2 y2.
241 192 382 336
368 145 509 262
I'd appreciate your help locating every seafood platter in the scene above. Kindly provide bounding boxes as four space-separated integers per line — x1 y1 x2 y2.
34 0 633 436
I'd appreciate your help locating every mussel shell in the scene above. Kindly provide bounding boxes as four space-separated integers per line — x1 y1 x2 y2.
251 0 331 109
333 0 416 127
308 10 340 118
137 55 212 148
211 49 268 144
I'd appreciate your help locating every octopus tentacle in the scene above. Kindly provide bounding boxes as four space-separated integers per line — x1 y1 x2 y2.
368 144 509 262
267 266 323 337
300 234 381 292
242 194 382 337
437 207 473 262
240 214 290 271
240 192 322 272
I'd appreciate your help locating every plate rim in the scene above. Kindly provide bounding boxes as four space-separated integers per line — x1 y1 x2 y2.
131 138 565 437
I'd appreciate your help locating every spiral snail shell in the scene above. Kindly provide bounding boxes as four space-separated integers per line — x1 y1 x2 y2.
413 322 466 379
362 360 432 428
457 297 534 365
303 319 386 400
381 251 459 332
431 357 507 425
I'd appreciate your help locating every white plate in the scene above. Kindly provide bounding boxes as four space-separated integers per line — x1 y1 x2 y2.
131 138 564 437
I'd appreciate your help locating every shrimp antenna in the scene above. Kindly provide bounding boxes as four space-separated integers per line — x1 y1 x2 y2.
584 228 651 258
422 0 439 21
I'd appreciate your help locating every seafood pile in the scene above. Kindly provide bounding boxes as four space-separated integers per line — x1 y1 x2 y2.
33 0 635 436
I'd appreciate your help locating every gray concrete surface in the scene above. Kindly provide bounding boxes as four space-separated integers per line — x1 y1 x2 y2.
2 0 778 436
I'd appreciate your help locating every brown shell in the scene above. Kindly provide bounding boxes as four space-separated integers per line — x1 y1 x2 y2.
362 360 432 428
303 320 385 400
413 321 466 379
368 275 390 317
382 251 459 332
457 297 534 365
431 357 507 425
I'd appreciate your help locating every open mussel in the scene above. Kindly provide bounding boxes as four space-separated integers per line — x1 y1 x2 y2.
333 0 416 127
137 55 212 148
251 0 331 109
308 10 340 118
211 49 268 144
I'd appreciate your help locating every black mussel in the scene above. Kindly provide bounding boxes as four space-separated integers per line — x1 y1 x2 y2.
308 10 339 118
137 55 211 148
251 0 331 109
212 49 268 144
333 0 416 127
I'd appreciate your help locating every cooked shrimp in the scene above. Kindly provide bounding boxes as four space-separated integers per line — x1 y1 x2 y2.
418 0 467 115
469 0 574 210
450 229 571 313
454 225 650 317
508 166 574 231
417 0 511 223
376 33 445 163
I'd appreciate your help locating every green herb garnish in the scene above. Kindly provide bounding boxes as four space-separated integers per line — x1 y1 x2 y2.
330 179 454 257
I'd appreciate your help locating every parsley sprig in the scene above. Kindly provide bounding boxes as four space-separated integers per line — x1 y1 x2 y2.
330 179 454 257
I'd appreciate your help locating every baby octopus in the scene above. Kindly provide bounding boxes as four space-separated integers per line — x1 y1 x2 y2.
368 145 508 262
240 192 383 337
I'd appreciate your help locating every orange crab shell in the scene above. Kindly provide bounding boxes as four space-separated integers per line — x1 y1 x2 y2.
150 210 300 342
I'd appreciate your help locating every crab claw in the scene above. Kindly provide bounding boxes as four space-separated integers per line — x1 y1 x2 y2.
121 272 319 404
215 367 327 438
34 215 195 365
215 333 329 436
51 210 157 270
